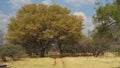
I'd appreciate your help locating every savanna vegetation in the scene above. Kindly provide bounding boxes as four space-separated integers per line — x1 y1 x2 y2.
0 44 25 62
6 4 83 57
0 1 119 68
4 57 120 68
0 29 4 44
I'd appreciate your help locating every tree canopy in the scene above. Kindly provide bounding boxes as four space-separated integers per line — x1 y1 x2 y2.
91 0 120 56
93 0 120 40
6 4 83 57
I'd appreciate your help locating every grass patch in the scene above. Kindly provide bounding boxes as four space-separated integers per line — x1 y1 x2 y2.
4 57 120 68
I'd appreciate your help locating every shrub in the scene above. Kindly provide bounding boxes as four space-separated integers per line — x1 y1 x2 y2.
113 46 120 56
0 44 25 62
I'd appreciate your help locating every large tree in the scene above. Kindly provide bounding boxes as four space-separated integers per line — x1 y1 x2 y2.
91 0 120 56
93 0 120 40
6 4 83 57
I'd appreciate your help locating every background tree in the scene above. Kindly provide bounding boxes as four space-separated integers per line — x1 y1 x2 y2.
0 29 4 45
93 0 120 40
77 35 93 56
6 4 83 57
91 0 120 56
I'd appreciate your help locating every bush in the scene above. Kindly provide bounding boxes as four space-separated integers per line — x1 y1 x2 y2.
113 46 120 56
0 44 25 62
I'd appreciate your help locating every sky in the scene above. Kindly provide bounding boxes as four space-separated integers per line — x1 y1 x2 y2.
0 0 113 35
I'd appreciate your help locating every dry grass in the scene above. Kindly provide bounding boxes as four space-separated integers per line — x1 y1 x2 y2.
3 56 120 68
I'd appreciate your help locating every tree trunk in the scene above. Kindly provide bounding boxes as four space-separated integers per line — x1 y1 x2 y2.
58 42 63 57
40 49 45 57
40 45 46 57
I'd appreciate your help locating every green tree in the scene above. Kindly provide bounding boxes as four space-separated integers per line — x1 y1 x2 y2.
93 0 120 40
6 4 83 57
0 44 25 62
91 0 120 56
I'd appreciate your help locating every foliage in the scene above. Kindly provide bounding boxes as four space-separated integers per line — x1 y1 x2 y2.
0 29 4 44
0 44 25 62
93 0 120 40
91 0 120 56
6 4 83 57
61 35 93 56
76 35 93 56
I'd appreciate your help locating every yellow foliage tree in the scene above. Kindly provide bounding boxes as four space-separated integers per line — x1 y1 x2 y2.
6 4 83 57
